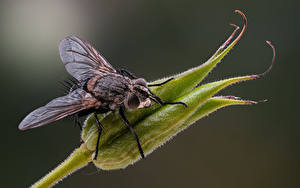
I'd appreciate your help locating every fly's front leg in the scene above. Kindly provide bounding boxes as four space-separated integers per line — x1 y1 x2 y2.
162 101 188 107
147 88 188 108
148 77 174 87
93 113 103 160
119 106 145 159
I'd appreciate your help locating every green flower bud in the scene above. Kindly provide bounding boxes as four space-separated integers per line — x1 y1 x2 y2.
31 10 275 188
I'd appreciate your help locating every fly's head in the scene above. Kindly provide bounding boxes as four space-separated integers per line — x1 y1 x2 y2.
125 78 152 110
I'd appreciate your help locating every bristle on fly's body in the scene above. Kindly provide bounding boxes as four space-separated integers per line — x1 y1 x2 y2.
60 77 80 94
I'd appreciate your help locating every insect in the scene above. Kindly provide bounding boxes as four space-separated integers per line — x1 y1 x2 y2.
18 35 187 160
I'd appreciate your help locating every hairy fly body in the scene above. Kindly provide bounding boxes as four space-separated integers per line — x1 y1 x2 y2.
18 35 187 160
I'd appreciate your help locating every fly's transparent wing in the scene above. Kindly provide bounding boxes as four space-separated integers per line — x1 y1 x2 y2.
59 35 117 81
18 88 99 130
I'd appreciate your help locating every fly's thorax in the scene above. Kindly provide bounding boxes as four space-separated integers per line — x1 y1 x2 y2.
87 74 132 106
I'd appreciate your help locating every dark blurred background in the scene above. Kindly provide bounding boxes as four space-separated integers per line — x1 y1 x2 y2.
0 0 299 187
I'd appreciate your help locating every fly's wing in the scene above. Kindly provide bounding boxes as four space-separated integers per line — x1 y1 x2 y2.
18 88 99 130
59 35 117 82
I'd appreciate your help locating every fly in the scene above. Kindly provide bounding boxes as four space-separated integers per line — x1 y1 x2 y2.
18 35 187 160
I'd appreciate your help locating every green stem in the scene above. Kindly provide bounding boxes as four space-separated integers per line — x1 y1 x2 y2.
31 144 93 188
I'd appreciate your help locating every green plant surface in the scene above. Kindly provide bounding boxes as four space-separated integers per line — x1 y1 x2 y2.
30 10 275 188
31 144 92 188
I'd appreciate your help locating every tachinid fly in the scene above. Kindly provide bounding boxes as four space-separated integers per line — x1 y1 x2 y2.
18 35 187 160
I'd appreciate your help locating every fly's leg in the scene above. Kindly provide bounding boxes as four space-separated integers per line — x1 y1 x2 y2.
93 113 103 160
119 69 173 87
147 88 188 108
119 106 145 159
148 78 174 87
161 101 188 107
118 69 137 79
74 115 82 130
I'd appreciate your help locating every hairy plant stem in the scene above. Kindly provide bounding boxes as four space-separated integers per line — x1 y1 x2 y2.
31 144 93 188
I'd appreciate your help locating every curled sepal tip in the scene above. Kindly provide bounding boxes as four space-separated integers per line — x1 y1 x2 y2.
216 23 240 52
251 41 276 79
212 10 247 59
225 10 247 48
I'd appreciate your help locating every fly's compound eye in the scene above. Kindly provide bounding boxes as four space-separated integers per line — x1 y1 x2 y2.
125 94 140 110
134 78 147 87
